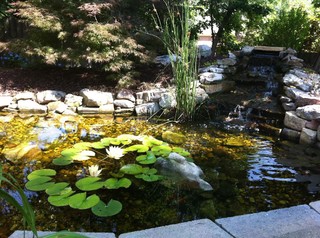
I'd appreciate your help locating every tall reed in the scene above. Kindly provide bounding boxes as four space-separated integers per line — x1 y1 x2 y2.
154 0 198 121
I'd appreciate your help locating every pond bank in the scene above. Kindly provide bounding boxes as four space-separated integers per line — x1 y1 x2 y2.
9 199 320 238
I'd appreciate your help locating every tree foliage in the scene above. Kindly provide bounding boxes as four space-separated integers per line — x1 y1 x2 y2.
6 0 150 83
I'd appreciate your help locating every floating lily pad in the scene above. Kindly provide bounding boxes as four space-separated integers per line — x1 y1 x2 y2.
52 156 73 166
135 174 163 182
48 189 75 207
120 164 143 175
45 182 70 195
91 142 105 149
69 193 100 210
61 148 81 157
26 177 55 191
142 167 158 175
125 144 149 153
73 142 92 150
91 199 122 217
75 177 104 191
172 147 191 157
142 136 163 147
151 145 172 156
136 151 157 164
27 169 56 180
104 178 131 189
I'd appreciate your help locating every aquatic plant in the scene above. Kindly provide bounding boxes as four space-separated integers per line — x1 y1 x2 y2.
25 134 191 217
0 164 89 238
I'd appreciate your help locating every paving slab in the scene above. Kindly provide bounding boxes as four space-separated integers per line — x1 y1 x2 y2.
275 226 320 238
310 201 320 214
216 205 320 238
9 230 115 238
119 219 233 238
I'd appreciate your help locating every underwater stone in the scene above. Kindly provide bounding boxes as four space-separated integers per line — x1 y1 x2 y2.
2 142 42 163
162 131 186 145
300 128 317 145
36 90 66 104
284 111 307 131
155 152 213 191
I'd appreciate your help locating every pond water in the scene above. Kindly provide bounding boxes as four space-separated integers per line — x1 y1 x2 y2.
0 114 320 237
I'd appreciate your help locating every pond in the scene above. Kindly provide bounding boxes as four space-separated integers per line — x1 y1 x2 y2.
0 114 320 237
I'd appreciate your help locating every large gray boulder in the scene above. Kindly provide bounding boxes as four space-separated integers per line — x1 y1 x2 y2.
296 105 320 120
284 111 307 131
299 128 317 145
282 73 312 92
36 90 66 104
155 152 213 191
135 102 161 116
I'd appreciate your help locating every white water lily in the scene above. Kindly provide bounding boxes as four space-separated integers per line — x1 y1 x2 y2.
88 165 102 177
106 146 125 160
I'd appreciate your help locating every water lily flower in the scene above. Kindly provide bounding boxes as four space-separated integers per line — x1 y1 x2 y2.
88 165 102 177
106 146 124 160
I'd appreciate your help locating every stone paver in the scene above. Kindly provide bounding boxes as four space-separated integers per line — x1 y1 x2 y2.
310 201 320 214
9 231 115 238
216 205 320 238
119 219 233 238
275 226 320 238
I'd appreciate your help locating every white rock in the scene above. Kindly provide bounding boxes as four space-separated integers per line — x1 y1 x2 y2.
283 73 312 92
195 87 209 104
296 95 320 107
14 92 36 101
64 94 83 107
284 86 308 100
284 111 307 131
47 101 68 113
159 92 177 109
36 90 66 104
199 72 224 84
135 102 160 116
80 89 113 106
153 54 179 66
117 89 135 102
0 96 13 108
300 128 317 145
114 99 135 108
18 100 47 114
296 105 320 120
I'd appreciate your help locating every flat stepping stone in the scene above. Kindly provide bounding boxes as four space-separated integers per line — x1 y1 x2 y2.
216 205 320 238
119 219 232 238
9 231 115 238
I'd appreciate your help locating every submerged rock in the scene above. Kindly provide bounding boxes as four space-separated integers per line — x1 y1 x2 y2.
162 131 186 145
155 152 213 191
2 142 42 163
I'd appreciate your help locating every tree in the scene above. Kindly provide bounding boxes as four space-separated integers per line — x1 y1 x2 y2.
5 0 150 86
198 0 272 57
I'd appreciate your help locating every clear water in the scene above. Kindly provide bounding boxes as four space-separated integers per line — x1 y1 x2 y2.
0 116 320 237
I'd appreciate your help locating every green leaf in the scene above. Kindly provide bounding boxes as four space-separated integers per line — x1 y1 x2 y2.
125 144 149 153
61 148 81 157
151 145 172 156
45 182 69 196
25 177 55 191
101 138 112 146
91 199 122 217
135 174 163 182
73 142 92 150
27 169 56 180
48 190 75 207
136 151 156 164
52 156 73 166
75 177 104 191
91 142 105 149
142 136 163 147
69 193 100 210
104 178 131 189
120 164 143 175
172 147 191 156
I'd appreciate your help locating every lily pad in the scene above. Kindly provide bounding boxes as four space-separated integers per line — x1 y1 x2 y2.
172 147 191 157
91 199 122 217
120 164 143 175
136 151 156 165
45 182 70 195
125 144 149 153
91 142 105 149
151 145 172 156
104 178 131 189
69 193 100 210
52 156 73 166
61 148 81 157
75 177 104 191
135 174 163 182
27 169 56 180
48 190 75 207
142 136 163 147
25 177 55 191
73 142 92 150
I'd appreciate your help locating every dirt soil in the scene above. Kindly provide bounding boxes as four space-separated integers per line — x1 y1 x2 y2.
0 66 170 95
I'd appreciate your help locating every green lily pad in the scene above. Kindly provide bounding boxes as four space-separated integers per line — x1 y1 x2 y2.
69 193 100 210
52 156 73 166
142 136 163 147
151 145 172 156
27 169 56 180
91 142 106 149
61 148 81 157
100 138 112 146
135 174 163 182
136 151 156 164
120 164 143 175
25 177 55 191
45 182 70 195
125 144 149 153
104 178 131 189
91 199 122 217
76 177 104 191
48 189 75 207
142 167 158 175
73 142 92 150
172 147 191 157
